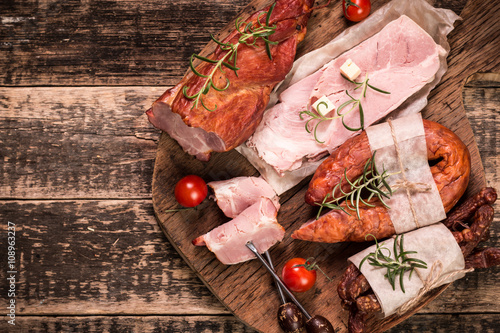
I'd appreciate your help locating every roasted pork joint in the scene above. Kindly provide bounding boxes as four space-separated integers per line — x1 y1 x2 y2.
147 0 317 161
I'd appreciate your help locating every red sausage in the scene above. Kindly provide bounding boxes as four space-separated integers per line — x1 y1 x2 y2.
294 119 471 243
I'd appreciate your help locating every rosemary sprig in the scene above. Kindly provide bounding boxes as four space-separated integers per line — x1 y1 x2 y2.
299 99 359 144
300 74 390 143
183 3 278 111
359 234 428 293
315 151 399 219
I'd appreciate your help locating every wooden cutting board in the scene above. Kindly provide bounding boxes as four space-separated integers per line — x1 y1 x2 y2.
151 0 499 332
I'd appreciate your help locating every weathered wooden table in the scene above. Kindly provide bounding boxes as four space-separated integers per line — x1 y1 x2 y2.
0 0 498 332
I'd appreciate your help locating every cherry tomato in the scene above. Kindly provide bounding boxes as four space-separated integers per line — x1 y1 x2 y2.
174 175 208 207
343 0 371 22
281 258 317 292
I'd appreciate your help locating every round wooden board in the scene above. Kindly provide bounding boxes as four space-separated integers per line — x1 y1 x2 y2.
151 0 498 332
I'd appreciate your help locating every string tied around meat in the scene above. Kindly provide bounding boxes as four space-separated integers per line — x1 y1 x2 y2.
391 179 432 193
387 118 431 229
396 260 474 316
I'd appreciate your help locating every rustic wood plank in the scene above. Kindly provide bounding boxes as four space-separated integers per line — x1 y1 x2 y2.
0 82 497 326
1 78 496 201
387 313 500 332
423 0 500 199
0 0 248 86
0 199 497 322
150 0 500 331
0 0 497 332
0 315 253 333
0 0 467 87
0 87 162 199
1 313 499 333
0 200 227 315
462 75 500 193
417 78 500 314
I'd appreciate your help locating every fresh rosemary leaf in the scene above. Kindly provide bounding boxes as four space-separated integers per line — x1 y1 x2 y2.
367 83 391 94
300 73 391 143
210 34 232 48
221 61 239 71
265 43 272 59
266 3 275 25
189 56 209 78
183 4 277 111
315 151 400 219
358 102 364 127
182 86 198 99
201 98 217 112
193 54 219 64
211 79 231 92
359 234 428 293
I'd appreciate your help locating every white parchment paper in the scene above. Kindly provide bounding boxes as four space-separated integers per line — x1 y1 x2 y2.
349 223 466 317
236 0 460 195
366 113 446 233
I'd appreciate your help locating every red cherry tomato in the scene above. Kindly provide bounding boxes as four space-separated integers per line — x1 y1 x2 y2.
174 175 208 208
343 0 371 22
281 258 317 292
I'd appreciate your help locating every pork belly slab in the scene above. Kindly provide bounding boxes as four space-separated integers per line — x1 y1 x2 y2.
246 15 443 175
146 0 314 161
193 197 284 265
208 176 280 218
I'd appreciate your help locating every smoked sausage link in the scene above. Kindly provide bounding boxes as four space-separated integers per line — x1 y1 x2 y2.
294 119 471 243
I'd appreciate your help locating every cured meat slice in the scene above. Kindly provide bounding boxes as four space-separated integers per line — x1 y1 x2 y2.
193 197 284 265
147 0 315 161
208 176 279 218
246 15 443 175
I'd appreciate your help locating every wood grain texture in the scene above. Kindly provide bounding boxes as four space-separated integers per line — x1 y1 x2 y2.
423 0 500 199
0 87 161 199
0 0 249 86
0 200 227 315
0 0 498 332
0 313 499 333
151 0 500 332
0 316 253 333
0 0 468 87
0 83 496 323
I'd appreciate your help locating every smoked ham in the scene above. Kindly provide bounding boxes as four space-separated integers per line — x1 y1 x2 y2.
246 15 444 175
208 176 279 218
193 197 284 265
146 0 315 161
